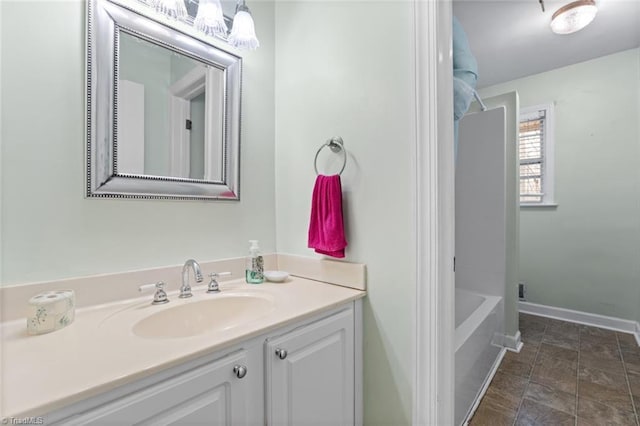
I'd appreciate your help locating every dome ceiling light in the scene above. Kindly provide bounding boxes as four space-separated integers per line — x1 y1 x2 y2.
550 0 598 35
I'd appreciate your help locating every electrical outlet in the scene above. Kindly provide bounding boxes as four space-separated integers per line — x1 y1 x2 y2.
518 283 527 301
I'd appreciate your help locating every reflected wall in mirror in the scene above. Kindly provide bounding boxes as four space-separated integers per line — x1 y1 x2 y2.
88 0 242 200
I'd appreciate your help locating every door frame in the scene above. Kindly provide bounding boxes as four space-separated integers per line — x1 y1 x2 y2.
168 66 224 180
413 0 456 425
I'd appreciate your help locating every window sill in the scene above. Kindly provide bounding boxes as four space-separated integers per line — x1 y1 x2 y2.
520 203 558 208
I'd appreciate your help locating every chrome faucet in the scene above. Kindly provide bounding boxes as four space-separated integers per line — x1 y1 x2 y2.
180 259 203 298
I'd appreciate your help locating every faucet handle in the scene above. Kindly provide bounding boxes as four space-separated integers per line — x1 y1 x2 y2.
207 272 231 293
139 281 170 305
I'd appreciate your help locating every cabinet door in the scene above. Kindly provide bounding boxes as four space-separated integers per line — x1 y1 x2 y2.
59 350 250 425
266 307 354 425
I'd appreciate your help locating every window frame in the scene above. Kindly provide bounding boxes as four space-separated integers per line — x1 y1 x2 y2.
519 103 557 207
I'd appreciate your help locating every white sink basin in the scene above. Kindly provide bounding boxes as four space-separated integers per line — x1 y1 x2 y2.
131 294 275 339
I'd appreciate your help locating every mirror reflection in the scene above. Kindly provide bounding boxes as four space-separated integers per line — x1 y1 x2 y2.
118 31 224 182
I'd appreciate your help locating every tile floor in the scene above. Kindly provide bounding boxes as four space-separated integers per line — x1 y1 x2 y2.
469 313 640 425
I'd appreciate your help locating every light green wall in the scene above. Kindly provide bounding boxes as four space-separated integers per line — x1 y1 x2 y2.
479 49 640 322
274 2 415 423
0 0 276 285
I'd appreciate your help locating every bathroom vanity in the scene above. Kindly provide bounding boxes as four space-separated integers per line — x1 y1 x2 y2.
0 276 364 424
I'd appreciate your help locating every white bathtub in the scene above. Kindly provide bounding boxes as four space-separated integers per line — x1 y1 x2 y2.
454 289 504 425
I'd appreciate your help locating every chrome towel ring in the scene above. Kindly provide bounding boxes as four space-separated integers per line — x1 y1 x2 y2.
314 137 347 175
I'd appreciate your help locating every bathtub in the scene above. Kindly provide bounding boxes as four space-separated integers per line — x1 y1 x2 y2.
454 288 504 425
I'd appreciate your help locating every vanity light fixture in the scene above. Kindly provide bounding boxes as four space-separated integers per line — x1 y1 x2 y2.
141 0 260 50
550 0 598 35
194 0 228 38
154 0 188 21
228 0 260 50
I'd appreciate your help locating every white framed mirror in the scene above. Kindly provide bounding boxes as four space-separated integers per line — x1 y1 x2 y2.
87 0 242 200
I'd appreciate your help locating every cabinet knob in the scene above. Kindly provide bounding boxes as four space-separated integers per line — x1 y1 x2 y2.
233 364 247 379
275 348 288 360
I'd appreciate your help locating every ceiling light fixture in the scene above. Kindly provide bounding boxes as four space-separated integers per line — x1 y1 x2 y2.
550 0 598 35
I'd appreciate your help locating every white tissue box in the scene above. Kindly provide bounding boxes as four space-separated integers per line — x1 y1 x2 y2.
27 290 76 335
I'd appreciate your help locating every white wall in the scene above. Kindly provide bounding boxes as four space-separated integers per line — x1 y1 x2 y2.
0 0 276 285
479 49 640 322
274 1 416 423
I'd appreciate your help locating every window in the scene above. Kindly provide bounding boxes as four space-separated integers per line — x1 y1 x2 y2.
519 103 555 206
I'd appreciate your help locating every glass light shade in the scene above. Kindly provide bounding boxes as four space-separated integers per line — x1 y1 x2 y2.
550 0 598 35
154 0 188 21
228 6 260 50
194 0 228 38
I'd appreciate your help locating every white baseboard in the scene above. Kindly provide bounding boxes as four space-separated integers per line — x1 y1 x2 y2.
503 330 522 352
462 348 507 426
519 301 640 346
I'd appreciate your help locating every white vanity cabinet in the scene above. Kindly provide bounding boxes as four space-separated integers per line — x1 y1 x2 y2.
46 301 361 425
52 349 259 425
265 307 355 425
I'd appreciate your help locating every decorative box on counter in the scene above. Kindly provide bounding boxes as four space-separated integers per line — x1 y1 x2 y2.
27 290 76 335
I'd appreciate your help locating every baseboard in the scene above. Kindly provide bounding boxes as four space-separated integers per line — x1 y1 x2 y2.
462 348 507 426
519 301 640 344
503 330 522 352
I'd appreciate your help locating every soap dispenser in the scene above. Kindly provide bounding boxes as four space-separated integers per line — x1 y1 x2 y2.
246 240 264 284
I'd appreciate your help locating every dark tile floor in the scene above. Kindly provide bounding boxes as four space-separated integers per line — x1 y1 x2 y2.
470 313 640 426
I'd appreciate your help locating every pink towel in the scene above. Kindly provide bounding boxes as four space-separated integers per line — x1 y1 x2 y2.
308 174 347 258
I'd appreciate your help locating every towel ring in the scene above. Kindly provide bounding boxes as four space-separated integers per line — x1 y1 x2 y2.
314 137 347 175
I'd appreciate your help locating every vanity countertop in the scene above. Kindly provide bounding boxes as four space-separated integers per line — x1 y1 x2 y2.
0 277 365 418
